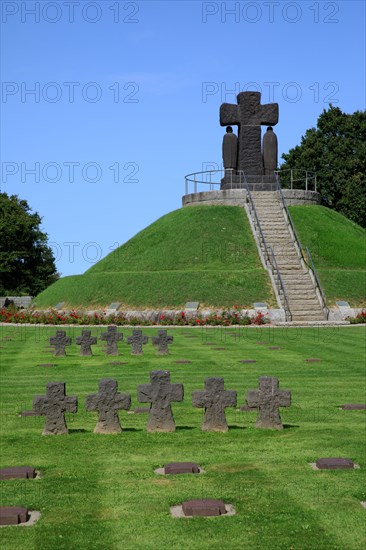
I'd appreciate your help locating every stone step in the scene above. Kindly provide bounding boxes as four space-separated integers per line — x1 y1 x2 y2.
291 314 326 321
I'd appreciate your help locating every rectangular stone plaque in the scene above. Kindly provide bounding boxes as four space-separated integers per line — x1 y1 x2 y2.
254 302 267 308
54 302 65 310
108 302 120 311
336 301 350 308
185 301 199 311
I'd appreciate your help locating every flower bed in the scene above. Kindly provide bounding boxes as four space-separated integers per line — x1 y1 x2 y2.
346 310 366 324
0 306 269 326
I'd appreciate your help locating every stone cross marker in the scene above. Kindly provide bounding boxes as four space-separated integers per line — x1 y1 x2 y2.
152 330 173 355
86 378 131 434
246 376 291 430
49 330 71 357
76 330 97 356
220 91 278 175
137 370 184 432
192 377 237 432
101 326 123 355
127 329 148 355
33 382 78 435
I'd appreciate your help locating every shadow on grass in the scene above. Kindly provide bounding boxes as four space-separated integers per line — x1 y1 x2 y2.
283 424 300 429
175 426 196 431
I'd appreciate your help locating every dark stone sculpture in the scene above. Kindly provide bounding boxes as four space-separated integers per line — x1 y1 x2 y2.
152 330 173 355
49 330 71 357
76 330 97 356
100 326 123 356
246 376 291 430
192 377 237 432
222 126 238 170
127 329 148 355
33 382 78 435
137 370 184 432
262 126 278 176
220 91 278 176
86 378 131 434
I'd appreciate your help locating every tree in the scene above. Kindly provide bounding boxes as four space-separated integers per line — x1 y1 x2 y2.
280 106 366 227
0 193 59 296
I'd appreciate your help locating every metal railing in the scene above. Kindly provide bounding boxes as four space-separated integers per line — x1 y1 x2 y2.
274 169 317 192
184 169 243 195
275 174 329 320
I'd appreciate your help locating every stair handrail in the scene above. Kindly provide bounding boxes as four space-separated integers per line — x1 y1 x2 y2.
275 174 329 320
269 245 292 322
241 172 292 321
305 246 329 319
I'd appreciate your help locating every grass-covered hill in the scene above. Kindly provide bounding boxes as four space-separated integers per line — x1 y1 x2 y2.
289 205 366 306
34 204 365 309
35 206 275 309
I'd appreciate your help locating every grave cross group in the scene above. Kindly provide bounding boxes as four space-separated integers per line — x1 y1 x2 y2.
32 374 291 434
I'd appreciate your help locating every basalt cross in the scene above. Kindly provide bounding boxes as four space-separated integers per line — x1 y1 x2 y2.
192 377 237 432
33 382 78 435
86 378 131 434
246 376 291 430
220 91 278 175
49 330 71 357
101 326 123 356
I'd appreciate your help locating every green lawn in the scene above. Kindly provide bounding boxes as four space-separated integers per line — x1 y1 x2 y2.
289 205 366 306
0 325 365 549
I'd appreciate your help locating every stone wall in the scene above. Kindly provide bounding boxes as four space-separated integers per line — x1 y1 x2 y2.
281 189 321 206
182 189 321 208
0 296 33 308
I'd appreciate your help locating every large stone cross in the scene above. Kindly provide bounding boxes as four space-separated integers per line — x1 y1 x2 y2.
86 378 131 434
192 377 237 432
76 330 97 356
246 376 291 430
220 91 278 175
137 370 184 432
33 382 78 435
101 326 123 356
49 330 71 357
152 330 173 355
127 329 148 355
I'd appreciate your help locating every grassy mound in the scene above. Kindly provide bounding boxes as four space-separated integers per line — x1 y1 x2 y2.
35 206 274 308
289 206 366 306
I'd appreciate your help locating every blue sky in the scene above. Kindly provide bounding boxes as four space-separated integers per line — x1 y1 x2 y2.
1 0 365 276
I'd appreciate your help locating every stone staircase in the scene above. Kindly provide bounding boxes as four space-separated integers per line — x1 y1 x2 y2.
249 191 325 322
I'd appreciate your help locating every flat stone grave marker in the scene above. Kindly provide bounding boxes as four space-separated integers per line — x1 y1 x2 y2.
49 330 71 357
38 363 56 368
134 407 150 413
152 330 173 355
340 404 366 410
109 361 127 366
86 378 131 434
246 376 291 430
33 382 78 435
108 302 120 311
183 499 226 517
54 302 65 310
164 462 200 475
175 360 192 364
19 410 38 417
211 347 227 351
76 330 97 356
336 301 350 307
306 358 322 363
137 370 184 432
239 360 256 364
268 346 281 350
315 458 355 470
256 341 269 345
0 467 36 480
127 330 148 355
240 405 258 412
192 377 237 432
254 302 267 308
0 507 29 526
101 326 123 355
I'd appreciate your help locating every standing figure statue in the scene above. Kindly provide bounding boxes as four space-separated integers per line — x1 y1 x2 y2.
262 126 278 176
222 126 238 171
